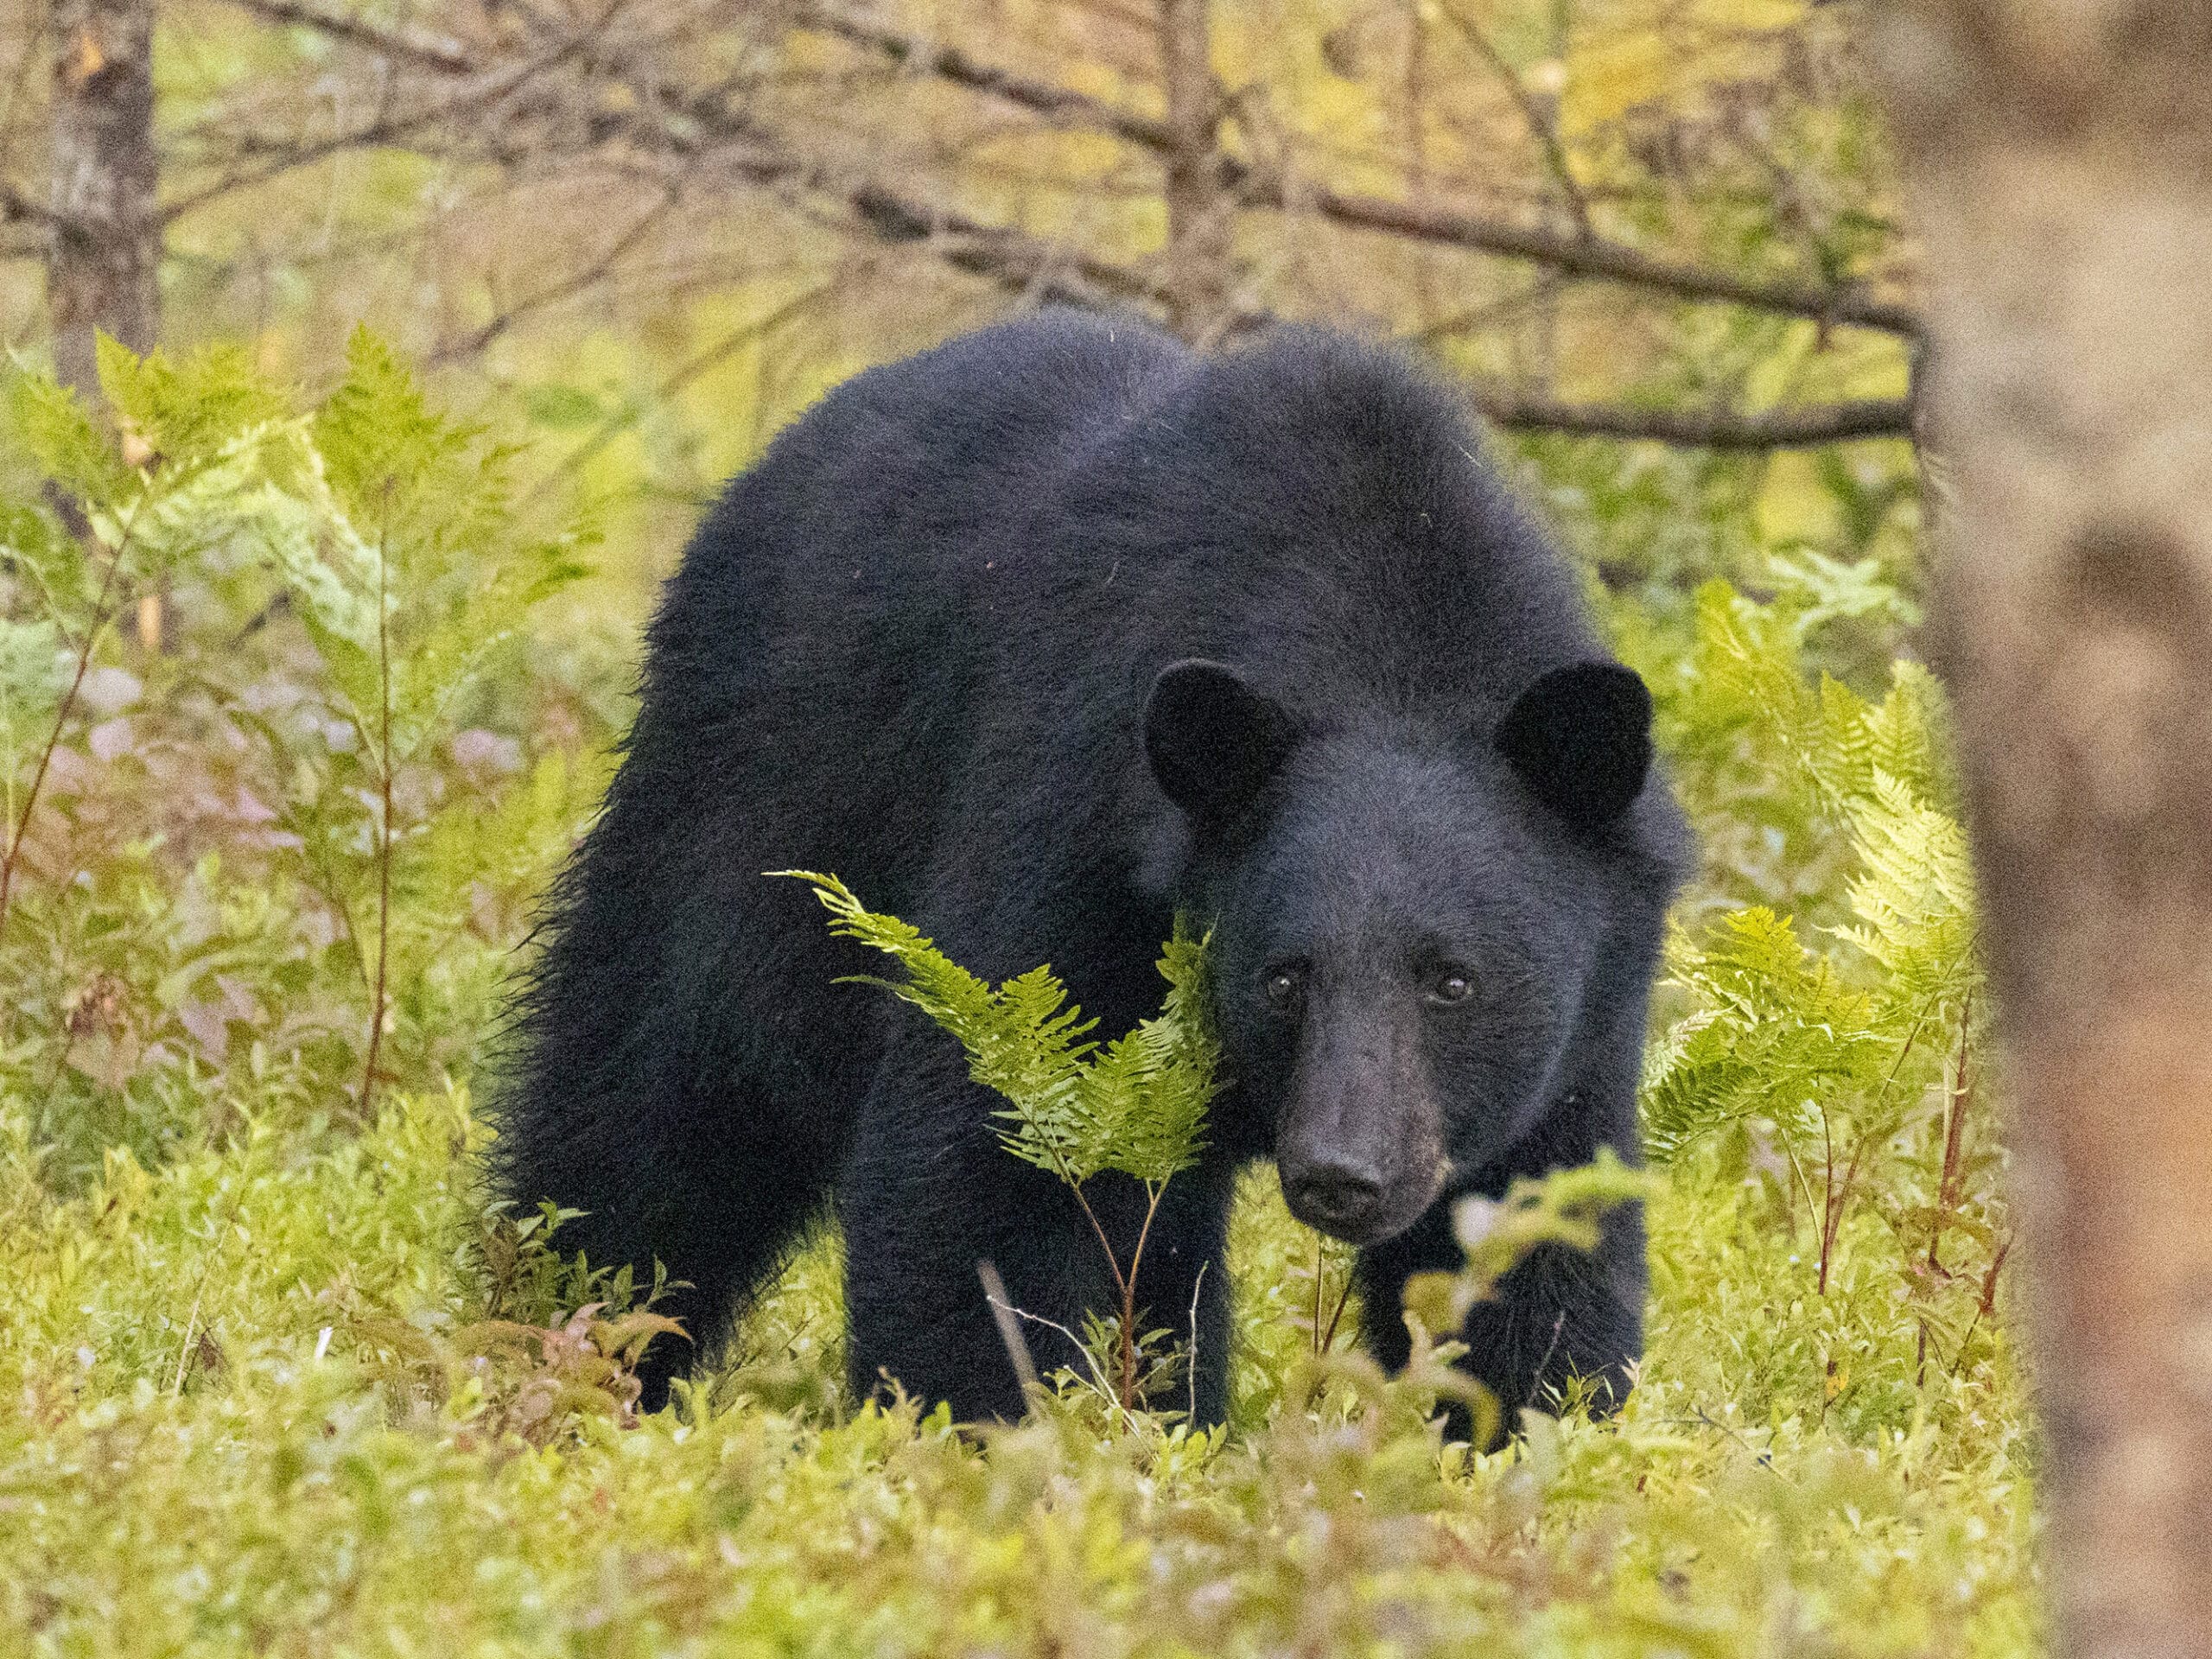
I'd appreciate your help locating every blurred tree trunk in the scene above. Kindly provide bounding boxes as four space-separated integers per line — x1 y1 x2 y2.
49 0 161 648
48 0 159 401
1156 0 1230 342
1876 7 2212 1654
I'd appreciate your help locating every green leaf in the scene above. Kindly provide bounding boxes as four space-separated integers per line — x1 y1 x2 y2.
777 872 1216 1189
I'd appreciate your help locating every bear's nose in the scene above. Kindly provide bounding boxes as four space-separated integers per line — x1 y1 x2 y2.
1285 1158 1385 1236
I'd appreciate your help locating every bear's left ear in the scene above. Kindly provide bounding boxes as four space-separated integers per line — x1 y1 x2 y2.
1495 660 1654 829
1145 658 1303 830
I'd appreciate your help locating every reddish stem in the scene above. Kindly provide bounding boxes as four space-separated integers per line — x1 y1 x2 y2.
1929 1000 1976 1277
0 499 145 948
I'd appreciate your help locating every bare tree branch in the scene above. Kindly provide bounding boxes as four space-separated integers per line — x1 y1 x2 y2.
194 0 1910 452
427 184 683 365
162 2 625 222
1283 183 1919 336
1471 387 1913 448
211 0 1920 340
1 179 59 229
1157 0 1232 339
797 2 1923 338
797 2 1173 142
218 0 476 75
550 280 842 479
1432 0 1592 240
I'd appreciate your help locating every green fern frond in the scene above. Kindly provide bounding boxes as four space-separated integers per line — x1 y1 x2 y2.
1645 906 1900 1164
1834 771 1978 1019
776 873 1215 1188
1863 660 1955 812
1643 571 1981 1170
96 335 290 468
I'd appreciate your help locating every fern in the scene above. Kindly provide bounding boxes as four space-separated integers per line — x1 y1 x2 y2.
779 869 1216 1414
0 334 599 1173
1640 565 1993 1310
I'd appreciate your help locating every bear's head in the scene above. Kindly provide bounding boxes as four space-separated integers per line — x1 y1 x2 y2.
1144 657 1667 1246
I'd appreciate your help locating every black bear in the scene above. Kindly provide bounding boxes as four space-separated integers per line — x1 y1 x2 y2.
497 313 1688 1431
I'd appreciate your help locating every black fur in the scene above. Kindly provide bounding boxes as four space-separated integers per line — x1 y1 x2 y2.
494 313 1689 1435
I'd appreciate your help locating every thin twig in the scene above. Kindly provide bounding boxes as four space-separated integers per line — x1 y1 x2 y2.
162 0 630 224
1920 998 1974 1383
1686 1406 1784 1476
1525 1311 1567 1408
1186 1258 1208 1424
1929 996 1976 1274
988 1295 1119 1409
976 1257 1039 1401
173 1176 252 1396
549 283 836 481
1433 1 1593 239
1948 1232 2012 1380
428 183 683 365
1819 1103 1838 1294
1779 1135 1821 1250
219 0 477 73
1819 1012 1930 1294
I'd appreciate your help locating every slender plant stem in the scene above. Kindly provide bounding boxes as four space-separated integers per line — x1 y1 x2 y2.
357 518 395 1117
1818 1013 1930 1294
1066 1179 1128 1307
1058 1174 1145 1409
1780 1135 1821 1249
1319 1266 1356 1355
1818 1106 1838 1294
1117 1184 1168 1412
1921 1000 1975 1384
1185 1259 1207 1424
1929 998 1976 1274
0 494 149 950
1948 1232 2012 1381
172 1173 252 1396
1311 1229 1325 1357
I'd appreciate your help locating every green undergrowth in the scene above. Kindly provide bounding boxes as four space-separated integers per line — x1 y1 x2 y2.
0 341 2036 1655
0 1090 2035 1656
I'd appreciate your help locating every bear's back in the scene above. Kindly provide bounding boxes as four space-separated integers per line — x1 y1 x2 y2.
628 317 1610 888
1017 323 1605 739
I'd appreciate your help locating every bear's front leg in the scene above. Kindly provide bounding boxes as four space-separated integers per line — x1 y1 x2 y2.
1357 1193 1645 1446
836 1033 1240 1427
836 1036 1116 1423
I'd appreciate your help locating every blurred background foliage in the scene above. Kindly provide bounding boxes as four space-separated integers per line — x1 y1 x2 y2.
0 1 2035 1652
2 0 1921 614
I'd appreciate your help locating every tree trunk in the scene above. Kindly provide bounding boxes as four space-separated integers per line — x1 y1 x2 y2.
1874 8 2212 1655
48 0 159 403
1156 0 1230 343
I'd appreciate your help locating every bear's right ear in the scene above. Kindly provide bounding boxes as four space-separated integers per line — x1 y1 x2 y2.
1144 659 1302 830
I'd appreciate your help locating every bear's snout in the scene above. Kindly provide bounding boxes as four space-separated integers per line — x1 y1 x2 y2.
1275 1010 1446 1245
1283 1155 1388 1236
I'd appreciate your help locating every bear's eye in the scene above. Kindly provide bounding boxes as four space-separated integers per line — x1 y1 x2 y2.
1426 972 1475 1007
1261 966 1306 1013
